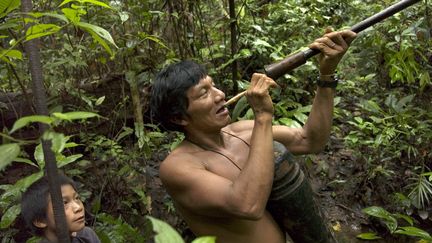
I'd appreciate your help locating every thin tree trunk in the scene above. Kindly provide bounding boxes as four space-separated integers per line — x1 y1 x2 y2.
21 0 71 242
228 0 239 94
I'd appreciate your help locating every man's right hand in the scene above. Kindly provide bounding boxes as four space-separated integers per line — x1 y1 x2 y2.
246 73 278 118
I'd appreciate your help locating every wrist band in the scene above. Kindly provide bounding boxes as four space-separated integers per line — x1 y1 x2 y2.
317 75 339 89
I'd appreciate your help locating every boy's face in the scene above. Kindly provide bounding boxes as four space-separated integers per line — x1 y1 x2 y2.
35 184 85 238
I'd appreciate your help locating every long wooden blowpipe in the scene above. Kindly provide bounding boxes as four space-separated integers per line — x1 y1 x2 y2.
225 0 421 106
264 0 422 80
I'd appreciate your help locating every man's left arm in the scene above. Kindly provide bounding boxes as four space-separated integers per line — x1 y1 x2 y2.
273 29 356 154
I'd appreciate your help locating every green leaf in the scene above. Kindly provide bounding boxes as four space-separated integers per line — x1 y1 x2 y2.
279 117 302 128
394 213 414 226
25 24 61 41
191 236 216 243
1 49 22 60
147 216 184 243
356 232 382 240
34 144 45 169
140 34 169 50
395 226 432 240
0 19 19 31
60 0 111 9
77 26 112 56
82 0 111 8
119 11 129 23
0 0 20 18
362 206 398 232
95 96 105 106
13 157 38 167
61 8 80 24
42 131 68 153
37 12 69 23
0 144 20 171
76 22 118 48
64 142 81 148
253 39 272 48
0 204 20 229
0 172 43 203
10 115 53 134
58 154 83 168
293 112 308 124
52 111 100 121
231 96 249 121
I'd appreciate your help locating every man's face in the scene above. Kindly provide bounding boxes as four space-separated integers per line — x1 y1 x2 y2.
44 184 85 235
183 75 230 131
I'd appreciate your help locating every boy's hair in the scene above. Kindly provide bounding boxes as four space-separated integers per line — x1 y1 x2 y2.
150 60 208 132
21 173 77 236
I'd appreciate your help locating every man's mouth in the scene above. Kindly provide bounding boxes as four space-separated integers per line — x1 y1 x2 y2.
216 106 227 114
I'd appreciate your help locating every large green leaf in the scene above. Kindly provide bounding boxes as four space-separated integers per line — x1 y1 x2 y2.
0 144 20 171
147 216 184 243
52 111 100 121
58 154 83 168
84 28 113 56
59 0 112 9
31 12 69 23
25 24 62 41
395 226 432 240
9 115 53 134
0 172 43 203
0 49 22 60
0 204 20 229
362 206 398 232
76 22 117 48
0 0 20 18
42 131 68 153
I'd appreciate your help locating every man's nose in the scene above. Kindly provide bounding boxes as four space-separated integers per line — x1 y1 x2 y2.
213 87 225 102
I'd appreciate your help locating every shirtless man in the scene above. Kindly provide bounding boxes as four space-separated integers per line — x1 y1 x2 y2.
150 29 356 243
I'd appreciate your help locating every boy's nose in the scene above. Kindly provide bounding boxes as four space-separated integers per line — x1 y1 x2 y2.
72 201 84 212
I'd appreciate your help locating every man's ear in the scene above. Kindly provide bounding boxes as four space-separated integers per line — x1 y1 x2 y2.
33 219 47 229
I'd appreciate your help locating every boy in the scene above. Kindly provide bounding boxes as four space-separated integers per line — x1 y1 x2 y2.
21 174 100 243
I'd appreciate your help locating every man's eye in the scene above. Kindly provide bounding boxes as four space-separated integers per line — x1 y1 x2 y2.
63 201 69 205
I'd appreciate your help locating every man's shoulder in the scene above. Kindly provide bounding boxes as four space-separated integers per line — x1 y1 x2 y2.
159 147 205 177
225 120 254 133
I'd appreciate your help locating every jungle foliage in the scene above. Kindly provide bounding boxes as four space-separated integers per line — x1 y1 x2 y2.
0 0 431 242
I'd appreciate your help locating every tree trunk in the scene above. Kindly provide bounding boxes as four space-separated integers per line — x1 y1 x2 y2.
21 0 71 242
228 0 239 94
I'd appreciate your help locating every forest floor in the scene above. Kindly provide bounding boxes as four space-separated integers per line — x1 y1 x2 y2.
147 135 421 243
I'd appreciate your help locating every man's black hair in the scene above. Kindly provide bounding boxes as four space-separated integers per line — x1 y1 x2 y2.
20 173 77 236
150 60 208 132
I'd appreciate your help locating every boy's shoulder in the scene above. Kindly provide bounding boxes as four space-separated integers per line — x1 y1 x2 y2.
38 226 100 243
73 226 100 243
